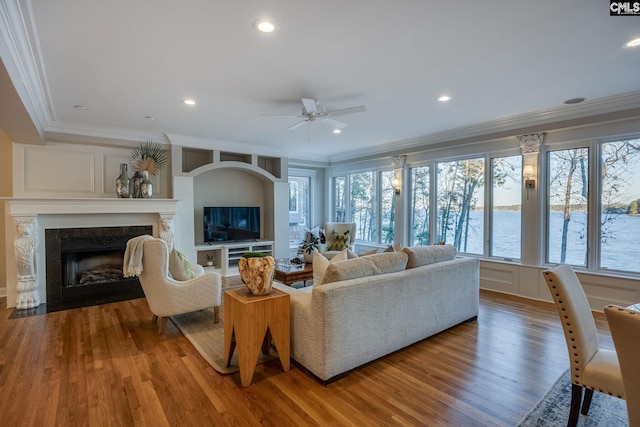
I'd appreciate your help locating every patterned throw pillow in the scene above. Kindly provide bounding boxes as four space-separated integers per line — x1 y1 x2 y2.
327 230 350 251
169 249 196 281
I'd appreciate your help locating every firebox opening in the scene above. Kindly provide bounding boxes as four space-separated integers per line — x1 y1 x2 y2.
46 225 152 312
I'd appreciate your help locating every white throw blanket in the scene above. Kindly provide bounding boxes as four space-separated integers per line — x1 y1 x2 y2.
123 235 153 277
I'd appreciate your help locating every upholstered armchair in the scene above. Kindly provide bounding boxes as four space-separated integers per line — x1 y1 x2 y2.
320 222 356 259
543 264 625 427
135 238 222 334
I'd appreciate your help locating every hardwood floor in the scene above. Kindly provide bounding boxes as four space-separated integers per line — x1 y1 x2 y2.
0 290 615 426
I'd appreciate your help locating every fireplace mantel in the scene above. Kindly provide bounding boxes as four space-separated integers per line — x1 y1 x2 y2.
5 198 180 216
3 198 180 309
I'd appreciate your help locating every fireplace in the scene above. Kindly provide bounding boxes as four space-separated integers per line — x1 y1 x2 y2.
45 225 152 312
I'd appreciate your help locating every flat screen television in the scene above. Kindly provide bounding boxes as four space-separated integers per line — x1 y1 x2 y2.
203 206 261 243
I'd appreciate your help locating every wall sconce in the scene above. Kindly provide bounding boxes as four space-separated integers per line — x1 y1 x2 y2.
523 165 535 189
391 177 401 194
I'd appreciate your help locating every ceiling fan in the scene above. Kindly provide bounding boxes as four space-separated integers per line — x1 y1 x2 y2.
266 98 367 130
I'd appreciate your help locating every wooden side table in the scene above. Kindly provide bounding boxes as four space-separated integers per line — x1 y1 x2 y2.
223 287 290 387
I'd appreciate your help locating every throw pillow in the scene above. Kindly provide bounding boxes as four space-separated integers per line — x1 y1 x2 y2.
169 249 197 281
346 248 359 259
383 242 403 252
312 249 348 286
359 248 379 256
327 230 350 251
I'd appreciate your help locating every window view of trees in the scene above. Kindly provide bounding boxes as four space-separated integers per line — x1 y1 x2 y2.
599 139 640 272
380 171 396 244
350 171 377 242
491 155 522 260
320 135 640 276
288 176 310 243
334 176 346 222
410 166 430 245
436 158 485 254
547 148 589 266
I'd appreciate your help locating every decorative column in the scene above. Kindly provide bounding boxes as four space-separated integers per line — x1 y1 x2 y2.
517 132 544 268
517 132 544 155
159 213 175 249
14 216 40 309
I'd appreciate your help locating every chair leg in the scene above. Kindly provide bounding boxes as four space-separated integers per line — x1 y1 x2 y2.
152 314 158 323
581 388 594 415
157 316 168 334
568 384 583 427
213 306 220 324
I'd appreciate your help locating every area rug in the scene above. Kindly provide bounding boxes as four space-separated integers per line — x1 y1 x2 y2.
170 284 276 375
518 371 628 426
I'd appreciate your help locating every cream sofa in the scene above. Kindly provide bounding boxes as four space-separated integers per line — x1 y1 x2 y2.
273 245 479 383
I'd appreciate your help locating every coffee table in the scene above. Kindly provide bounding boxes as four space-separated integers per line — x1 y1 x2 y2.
274 262 313 286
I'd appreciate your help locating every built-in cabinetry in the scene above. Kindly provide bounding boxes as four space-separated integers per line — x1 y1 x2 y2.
179 147 283 179
195 241 274 276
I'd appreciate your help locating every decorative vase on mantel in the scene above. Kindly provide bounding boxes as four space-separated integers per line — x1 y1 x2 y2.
238 253 276 296
140 171 153 199
131 171 143 198
115 163 131 198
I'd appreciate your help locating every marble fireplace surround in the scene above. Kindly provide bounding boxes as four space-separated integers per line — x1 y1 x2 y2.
5 198 179 310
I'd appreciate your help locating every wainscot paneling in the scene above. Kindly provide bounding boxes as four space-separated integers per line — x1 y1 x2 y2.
480 259 640 312
23 146 96 195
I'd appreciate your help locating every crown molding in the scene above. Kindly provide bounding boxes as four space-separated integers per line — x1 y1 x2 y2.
0 0 50 135
328 91 640 164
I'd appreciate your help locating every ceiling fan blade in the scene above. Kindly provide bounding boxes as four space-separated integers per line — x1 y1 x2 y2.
301 98 318 114
321 118 348 129
287 120 308 131
261 113 305 118
325 105 367 117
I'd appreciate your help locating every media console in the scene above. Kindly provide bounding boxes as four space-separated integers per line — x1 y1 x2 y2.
195 240 274 277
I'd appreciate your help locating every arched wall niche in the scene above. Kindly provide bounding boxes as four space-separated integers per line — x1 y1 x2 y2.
192 166 275 244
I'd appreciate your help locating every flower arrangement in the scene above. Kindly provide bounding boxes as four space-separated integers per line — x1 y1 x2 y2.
130 140 168 176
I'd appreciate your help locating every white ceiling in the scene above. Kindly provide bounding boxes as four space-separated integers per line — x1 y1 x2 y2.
2 0 640 162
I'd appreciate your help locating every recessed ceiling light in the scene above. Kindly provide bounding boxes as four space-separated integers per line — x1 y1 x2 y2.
564 97 585 105
438 95 451 102
144 115 155 120
332 129 342 134
254 20 275 33
182 99 196 106
624 37 640 48
72 105 87 110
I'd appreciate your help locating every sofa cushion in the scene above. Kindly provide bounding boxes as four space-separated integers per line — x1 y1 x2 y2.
169 249 196 280
320 251 408 285
327 229 351 251
367 251 408 274
402 244 457 269
313 249 348 286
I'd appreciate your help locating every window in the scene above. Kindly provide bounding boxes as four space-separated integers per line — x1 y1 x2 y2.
491 155 522 259
332 169 394 245
410 165 430 245
333 176 346 222
288 175 311 243
599 139 640 272
436 158 484 254
546 148 589 266
380 170 396 244
350 171 377 242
